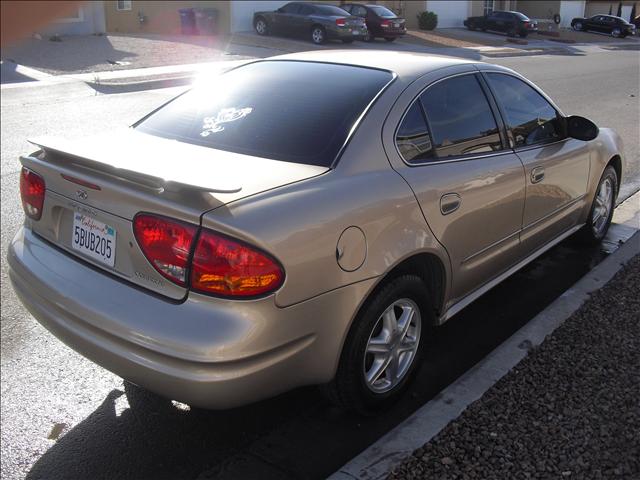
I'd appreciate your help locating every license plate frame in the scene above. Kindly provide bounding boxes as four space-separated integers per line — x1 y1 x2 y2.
71 213 116 268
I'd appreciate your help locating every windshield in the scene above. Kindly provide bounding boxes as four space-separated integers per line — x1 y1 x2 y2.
135 61 393 167
370 6 397 18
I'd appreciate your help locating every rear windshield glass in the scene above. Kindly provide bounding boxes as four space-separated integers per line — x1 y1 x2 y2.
513 11 530 20
370 6 397 18
135 61 392 167
314 5 350 16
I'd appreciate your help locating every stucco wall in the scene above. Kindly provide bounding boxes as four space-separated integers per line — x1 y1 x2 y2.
105 1 232 35
41 1 106 36
515 0 562 19
585 1 637 19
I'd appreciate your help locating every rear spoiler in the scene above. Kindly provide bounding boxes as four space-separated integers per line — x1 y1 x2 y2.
27 136 242 194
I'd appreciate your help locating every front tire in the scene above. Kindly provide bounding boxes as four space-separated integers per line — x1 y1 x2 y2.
576 165 617 245
322 275 433 415
254 17 269 36
611 27 622 38
311 26 326 44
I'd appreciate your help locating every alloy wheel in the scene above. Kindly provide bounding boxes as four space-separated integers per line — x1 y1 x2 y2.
312 27 325 44
592 177 613 237
574 22 582 31
363 298 421 394
612 28 622 37
256 19 267 35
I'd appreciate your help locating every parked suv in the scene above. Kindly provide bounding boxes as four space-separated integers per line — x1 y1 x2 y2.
253 2 367 44
571 14 636 37
465 10 538 37
341 3 406 42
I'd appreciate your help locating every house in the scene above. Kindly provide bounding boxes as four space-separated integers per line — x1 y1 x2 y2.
102 0 637 36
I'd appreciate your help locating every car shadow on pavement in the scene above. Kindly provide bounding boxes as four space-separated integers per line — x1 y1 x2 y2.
25 241 607 480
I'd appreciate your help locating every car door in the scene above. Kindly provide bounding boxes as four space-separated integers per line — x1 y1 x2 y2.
486 12 500 31
483 71 591 254
386 68 526 304
587 15 605 32
272 2 301 35
290 3 314 36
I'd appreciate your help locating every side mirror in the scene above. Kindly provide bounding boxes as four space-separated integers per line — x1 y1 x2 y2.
566 115 599 141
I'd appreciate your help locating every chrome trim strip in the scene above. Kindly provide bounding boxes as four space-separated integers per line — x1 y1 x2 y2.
440 224 583 324
522 194 587 232
461 230 520 264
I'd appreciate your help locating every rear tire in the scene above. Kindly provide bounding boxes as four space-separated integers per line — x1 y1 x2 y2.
575 165 617 245
573 22 583 31
519 31 528 38
611 27 622 38
311 25 327 44
384 37 396 42
322 275 433 415
342 38 354 44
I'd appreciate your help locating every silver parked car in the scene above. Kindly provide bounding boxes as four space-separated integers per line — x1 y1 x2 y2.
9 51 623 414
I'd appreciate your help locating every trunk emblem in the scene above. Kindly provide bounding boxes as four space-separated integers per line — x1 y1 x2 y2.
76 189 88 200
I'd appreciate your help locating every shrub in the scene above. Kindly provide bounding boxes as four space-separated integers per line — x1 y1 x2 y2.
417 11 438 30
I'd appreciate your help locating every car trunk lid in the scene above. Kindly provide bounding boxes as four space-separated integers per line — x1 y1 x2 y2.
21 129 328 299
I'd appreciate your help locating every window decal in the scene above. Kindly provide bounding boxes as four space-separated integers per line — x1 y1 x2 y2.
200 107 253 137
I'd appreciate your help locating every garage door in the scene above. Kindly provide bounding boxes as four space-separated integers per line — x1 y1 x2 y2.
559 1 585 27
428 0 470 28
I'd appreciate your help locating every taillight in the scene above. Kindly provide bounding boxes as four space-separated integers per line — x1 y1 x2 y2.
133 214 197 286
381 20 391 28
20 167 45 220
191 229 284 298
524 21 530 27
336 17 347 26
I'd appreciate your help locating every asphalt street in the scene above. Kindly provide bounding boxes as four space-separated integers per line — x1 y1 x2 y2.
1 47 639 479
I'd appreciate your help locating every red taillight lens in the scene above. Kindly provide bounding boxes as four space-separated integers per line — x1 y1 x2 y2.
20 167 45 220
524 21 530 27
381 20 391 28
133 214 197 286
336 17 347 26
191 229 284 298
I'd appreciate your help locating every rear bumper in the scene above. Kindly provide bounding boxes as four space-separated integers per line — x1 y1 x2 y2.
330 27 367 40
8 226 376 409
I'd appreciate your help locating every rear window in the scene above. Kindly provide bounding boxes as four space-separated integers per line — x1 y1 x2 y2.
370 6 397 18
513 12 530 20
314 5 350 16
136 61 393 167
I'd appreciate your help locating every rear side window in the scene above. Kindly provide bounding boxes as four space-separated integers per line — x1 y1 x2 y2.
314 5 350 16
280 3 301 14
396 102 433 163
419 75 502 158
487 73 561 147
136 61 393 167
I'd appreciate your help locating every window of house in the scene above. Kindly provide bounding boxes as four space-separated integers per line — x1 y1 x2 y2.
117 0 132 11
419 75 502 159
483 0 494 16
487 73 561 148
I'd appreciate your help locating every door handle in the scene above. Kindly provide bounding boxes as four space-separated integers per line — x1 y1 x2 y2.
440 193 461 215
530 166 545 184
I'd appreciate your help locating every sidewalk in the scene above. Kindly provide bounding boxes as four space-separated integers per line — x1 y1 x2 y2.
389 252 639 479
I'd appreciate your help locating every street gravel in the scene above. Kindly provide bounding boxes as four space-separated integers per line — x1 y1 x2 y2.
389 255 640 480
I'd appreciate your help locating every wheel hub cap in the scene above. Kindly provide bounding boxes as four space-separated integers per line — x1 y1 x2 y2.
363 298 421 393
592 178 613 236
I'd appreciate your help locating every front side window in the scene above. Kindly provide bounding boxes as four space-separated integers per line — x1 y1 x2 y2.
419 75 502 159
487 73 561 147
136 61 393 167
395 102 433 163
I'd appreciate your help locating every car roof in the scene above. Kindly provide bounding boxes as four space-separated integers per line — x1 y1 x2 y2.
265 50 478 81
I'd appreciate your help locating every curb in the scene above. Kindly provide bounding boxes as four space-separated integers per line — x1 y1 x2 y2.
330 227 639 480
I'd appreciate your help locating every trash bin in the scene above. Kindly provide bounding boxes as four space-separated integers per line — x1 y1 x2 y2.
178 8 196 35
194 8 218 35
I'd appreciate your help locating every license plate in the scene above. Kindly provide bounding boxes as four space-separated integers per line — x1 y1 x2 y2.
394 23 400 28
352 29 361 35
72 213 116 267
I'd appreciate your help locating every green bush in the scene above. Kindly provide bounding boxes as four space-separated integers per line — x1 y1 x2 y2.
417 11 438 30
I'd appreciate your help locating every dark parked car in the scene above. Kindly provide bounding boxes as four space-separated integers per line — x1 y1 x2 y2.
571 14 636 37
464 10 538 38
253 2 367 44
341 3 406 42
